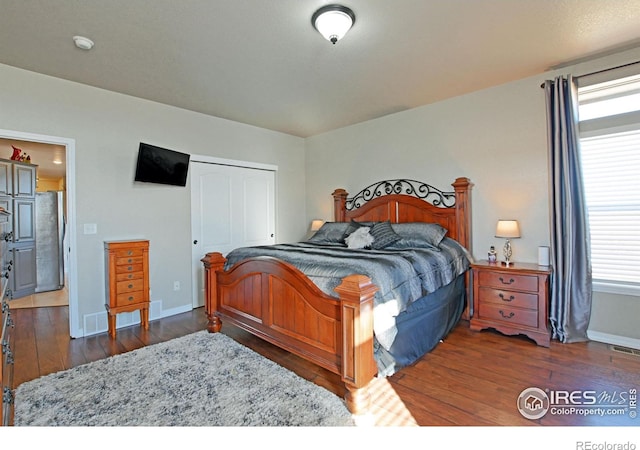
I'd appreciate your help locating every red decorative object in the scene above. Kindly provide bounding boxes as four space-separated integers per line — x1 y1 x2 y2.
10 145 22 161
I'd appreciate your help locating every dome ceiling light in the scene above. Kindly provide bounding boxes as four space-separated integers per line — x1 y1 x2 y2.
311 4 355 44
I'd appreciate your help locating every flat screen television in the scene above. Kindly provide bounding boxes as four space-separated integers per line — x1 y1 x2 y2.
134 142 190 186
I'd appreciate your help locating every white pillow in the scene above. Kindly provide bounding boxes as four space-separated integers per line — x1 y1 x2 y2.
345 226 374 249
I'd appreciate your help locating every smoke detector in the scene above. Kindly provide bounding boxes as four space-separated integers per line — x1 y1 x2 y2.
73 35 94 50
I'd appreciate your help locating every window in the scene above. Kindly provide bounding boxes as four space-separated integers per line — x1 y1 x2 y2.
577 69 640 295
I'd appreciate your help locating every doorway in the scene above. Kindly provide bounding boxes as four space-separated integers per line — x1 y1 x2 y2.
0 128 79 337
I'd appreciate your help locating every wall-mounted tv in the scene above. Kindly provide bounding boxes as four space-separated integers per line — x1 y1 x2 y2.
134 142 190 186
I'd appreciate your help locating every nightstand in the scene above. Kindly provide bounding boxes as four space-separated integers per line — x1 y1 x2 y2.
469 260 552 347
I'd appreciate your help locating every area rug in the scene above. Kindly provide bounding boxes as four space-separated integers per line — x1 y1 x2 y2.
14 331 355 426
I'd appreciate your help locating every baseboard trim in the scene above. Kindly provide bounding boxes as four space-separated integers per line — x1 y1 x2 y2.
587 330 640 351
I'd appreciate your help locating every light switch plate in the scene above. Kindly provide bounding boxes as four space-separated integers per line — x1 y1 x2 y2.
83 223 97 234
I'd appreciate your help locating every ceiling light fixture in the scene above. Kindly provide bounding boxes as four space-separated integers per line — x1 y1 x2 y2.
311 4 355 44
73 35 94 50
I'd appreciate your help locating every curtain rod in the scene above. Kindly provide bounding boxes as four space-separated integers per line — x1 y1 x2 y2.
540 60 640 88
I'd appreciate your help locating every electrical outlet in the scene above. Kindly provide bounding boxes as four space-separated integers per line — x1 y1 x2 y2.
173 281 180 291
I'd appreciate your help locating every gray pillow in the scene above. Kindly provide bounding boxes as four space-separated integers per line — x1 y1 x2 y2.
370 221 402 249
307 222 350 244
389 222 448 249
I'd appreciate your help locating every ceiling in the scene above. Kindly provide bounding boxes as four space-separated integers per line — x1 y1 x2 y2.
2 1 640 139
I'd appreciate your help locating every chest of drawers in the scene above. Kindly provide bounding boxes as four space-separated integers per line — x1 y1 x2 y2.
1 211 14 426
469 260 552 347
104 240 150 338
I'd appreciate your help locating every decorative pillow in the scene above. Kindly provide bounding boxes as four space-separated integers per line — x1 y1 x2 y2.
390 222 448 249
307 222 350 244
370 221 402 250
341 219 374 242
345 226 374 249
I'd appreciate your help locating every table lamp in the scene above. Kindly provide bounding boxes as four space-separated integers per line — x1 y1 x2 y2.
495 220 520 266
310 219 325 233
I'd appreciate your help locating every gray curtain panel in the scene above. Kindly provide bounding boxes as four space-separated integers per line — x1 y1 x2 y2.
544 75 592 343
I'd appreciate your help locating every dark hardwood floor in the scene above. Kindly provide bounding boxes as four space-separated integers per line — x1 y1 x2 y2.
8 306 640 427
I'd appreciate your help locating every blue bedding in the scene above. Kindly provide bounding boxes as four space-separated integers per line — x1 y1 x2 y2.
224 237 470 359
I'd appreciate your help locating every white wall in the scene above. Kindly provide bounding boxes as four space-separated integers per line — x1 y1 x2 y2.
305 47 640 347
0 63 305 336
2 43 638 346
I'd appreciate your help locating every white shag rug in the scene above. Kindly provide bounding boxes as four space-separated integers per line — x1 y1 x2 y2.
14 331 354 426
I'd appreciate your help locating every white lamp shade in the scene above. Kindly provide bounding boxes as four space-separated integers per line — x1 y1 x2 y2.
312 6 355 44
495 220 521 239
310 219 325 232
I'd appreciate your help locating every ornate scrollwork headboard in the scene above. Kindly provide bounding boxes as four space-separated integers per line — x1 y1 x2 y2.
332 177 472 251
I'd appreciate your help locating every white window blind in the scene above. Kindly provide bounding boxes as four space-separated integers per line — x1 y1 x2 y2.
579 130 640 285
578 69 640 291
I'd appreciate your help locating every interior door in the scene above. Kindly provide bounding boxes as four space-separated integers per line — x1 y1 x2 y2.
190 160 276 308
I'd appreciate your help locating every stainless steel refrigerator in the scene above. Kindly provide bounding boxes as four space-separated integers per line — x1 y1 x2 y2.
35 191 65 292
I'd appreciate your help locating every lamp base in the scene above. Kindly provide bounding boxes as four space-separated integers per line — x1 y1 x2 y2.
502 239 513 267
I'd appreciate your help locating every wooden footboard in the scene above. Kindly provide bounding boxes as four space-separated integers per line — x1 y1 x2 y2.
201 252 379 415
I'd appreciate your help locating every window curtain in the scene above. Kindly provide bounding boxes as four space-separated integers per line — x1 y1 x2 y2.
544 75 592 343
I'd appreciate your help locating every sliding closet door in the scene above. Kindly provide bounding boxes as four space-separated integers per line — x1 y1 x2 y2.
190 160 276 308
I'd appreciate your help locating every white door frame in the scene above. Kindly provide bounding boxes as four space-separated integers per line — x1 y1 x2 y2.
0 128 80 337
190 154 277 309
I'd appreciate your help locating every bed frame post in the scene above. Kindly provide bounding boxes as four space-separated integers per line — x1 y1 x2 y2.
334 274 379 415
452 177 473 320
332 188 348 222
201 252 227 333
452 177 472 251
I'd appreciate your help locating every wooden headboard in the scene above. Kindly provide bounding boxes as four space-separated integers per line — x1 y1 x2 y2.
332 177 472 251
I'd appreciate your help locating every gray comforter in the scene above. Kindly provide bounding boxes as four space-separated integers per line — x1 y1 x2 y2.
224 237 470 350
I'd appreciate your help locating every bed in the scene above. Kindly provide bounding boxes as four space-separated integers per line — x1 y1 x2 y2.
201 177 472 415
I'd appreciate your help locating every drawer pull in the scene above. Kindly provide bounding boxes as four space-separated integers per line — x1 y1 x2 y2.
127 251 133 256
128 296 134 301
499 277 515 285
498 293 515 302
127 266 133 271
499 310 515 319
127 258 133 263
128 284 133 289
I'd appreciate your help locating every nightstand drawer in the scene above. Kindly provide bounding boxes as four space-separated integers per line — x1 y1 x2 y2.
116 278 144 294
478 271 539 292
478 287 539 309
113 248 144 259
477 303 538 328
115 263 143 274
115 255 145 266
116 290 146 307
115 271 143 282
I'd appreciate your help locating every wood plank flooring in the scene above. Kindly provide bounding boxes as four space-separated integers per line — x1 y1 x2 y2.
8 306 640 427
